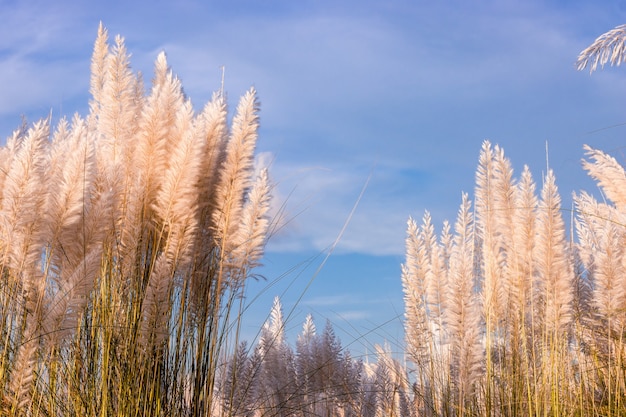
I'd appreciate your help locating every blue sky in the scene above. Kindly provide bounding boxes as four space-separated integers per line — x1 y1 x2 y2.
2 0 626 358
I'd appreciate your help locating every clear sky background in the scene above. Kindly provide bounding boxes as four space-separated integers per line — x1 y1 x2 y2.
2 0 626 359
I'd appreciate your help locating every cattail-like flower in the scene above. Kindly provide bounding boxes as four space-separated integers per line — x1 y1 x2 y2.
574 192 600 270
424 214 447 337
475 141 504 326
229 168 271 284
265 295 285 348
575 191 626 327
573 191 622 292
188 94 229 306
59 160 115 270
1 121 50 305
536 170 573 335
88 30 144 278
89 22 110 113
592 221 625 325
195 92 229 223
135 52 185 215
153 100 204 265
582 145 626 212
492 145 516 315
297 313 316 347
212 88 259 259
476 142 519 326
97 34 139 164
42 247 103 348
510 165 537 319
44 115 96 272
0 128 23 225
576 24 626 73
402 217 432 367
446 193 483 403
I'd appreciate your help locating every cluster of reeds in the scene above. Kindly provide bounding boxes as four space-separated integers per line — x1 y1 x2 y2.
402 140 626 416
0 23 416 417
217 296 415 417
401 25 626 416
0 24 272 416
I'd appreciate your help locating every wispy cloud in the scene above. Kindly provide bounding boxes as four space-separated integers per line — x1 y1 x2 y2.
302 294 358 307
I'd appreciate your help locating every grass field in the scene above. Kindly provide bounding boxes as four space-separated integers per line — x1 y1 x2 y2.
1 23 626 417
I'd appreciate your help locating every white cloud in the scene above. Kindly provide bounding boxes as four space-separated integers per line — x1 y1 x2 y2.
303 294 358 307
332 310 372 322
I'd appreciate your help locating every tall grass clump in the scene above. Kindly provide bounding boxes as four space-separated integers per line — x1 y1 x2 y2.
401 24 626 416
217 296 417 417
0 24 272 416
402 140 626 416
